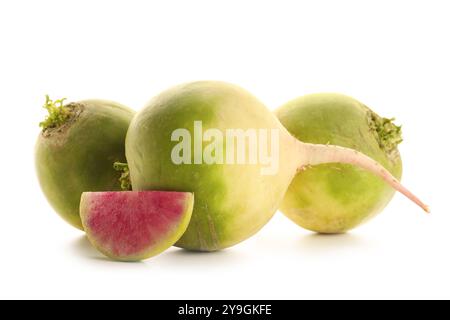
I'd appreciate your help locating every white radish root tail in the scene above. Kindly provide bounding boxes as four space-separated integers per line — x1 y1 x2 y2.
301 143 430 213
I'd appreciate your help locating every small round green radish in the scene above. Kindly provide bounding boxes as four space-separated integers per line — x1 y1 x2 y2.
35 96 135 229
276 93 407 233
125 81 428 251
80 191 194 261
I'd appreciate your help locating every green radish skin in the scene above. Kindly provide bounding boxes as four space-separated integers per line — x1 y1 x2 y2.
276 93 403 233
125 81 428 251
35 98 135 229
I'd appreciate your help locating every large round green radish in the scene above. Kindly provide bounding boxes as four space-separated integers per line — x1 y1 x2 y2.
125 81 428 251
35 96 135 229
276 93 403 233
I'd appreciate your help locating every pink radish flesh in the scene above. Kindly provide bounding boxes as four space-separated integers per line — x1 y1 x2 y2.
80 191 193 260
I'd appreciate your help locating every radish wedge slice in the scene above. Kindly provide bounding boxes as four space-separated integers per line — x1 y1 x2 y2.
80 191 194 261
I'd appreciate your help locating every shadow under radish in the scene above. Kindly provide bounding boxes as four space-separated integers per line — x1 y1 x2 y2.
69 235 145 264
159 246 246 267
297 233 370 254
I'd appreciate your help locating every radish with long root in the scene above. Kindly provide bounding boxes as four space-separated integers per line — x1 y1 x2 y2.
276 93 418 233
125 81 429 251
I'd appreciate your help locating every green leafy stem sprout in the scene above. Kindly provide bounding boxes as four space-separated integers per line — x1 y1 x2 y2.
39 95 71 130
114 162 132 191
368 111 403 155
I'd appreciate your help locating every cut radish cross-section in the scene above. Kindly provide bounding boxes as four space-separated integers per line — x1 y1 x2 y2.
80 191 194 261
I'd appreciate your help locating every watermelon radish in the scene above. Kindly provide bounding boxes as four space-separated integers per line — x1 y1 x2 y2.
35 96 135 230
80 191 194 261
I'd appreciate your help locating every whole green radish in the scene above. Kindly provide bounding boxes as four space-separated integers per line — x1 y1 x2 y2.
276 93 403 233
126 82 427 251
35 96 135 229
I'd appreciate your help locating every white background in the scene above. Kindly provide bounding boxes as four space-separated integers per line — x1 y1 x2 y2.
0 0 448 299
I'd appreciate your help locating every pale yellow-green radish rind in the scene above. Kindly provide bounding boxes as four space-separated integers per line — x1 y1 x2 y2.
80 192 194 262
